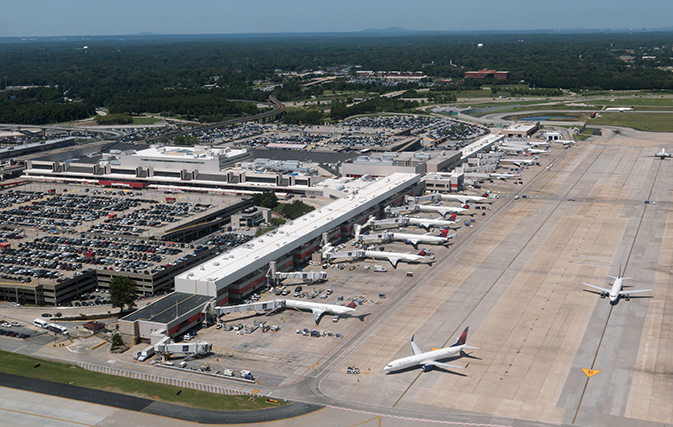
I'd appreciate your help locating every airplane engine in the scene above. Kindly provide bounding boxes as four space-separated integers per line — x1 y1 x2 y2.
421 364 434 372
600 292 607 298
624 294 630 301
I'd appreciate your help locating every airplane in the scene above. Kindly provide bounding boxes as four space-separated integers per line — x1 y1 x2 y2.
284 299 356 324
582 267 652 305
408 213 459 231
650 148 673 159
490 170 521 180
384 327 478 373
355 225 454 248
527 146 550 155
363 249 432 268
558 139 577 146
391 228 454 248
416 204 469 217
500 158 536 167
439 192 490 204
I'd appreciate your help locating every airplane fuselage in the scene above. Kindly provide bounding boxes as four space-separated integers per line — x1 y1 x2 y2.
391 232 450 245
608 277 623 305
408 217 457 230
385 346 462 372
417 205 467 216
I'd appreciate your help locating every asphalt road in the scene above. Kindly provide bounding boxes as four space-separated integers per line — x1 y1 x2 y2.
0 372 323 424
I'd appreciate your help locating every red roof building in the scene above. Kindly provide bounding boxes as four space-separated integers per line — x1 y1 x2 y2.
464 69 510 80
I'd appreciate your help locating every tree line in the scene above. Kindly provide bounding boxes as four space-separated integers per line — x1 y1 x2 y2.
2 32 673 124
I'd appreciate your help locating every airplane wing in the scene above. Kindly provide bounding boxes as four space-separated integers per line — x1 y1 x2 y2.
618 289 652 295
311 309 324 324
410 336 422 355
583 283 611 293
387 257 399 268
420 360 466 370
407 238 420 246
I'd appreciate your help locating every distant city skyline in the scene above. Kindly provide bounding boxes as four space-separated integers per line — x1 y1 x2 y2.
2 0 673 38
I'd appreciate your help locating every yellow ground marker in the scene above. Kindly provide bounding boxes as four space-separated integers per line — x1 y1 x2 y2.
581 368 602 378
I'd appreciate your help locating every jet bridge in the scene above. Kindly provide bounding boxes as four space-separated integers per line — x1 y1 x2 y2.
273 271 327 283
405 194 441 204
214 299 286 316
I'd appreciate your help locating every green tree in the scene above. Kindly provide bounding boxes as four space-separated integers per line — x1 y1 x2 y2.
252 192 278 209
109 276 138 312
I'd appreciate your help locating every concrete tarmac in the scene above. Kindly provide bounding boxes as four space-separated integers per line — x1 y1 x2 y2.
2 126 673 426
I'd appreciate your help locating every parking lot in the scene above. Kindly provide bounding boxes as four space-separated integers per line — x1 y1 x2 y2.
0 182 253 306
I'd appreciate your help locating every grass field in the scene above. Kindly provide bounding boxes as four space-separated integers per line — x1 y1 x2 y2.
132 117 163 125
591 113 673 132
0 350 284 411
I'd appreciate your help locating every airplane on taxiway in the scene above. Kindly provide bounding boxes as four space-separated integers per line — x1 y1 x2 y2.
384 327 477 373
649 148 672 159
583 267 652 305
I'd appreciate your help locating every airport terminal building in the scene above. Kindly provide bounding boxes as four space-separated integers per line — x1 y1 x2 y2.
119 173 421 344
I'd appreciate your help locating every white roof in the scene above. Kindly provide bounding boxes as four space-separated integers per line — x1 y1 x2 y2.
129 145 246 160
175 173 420 296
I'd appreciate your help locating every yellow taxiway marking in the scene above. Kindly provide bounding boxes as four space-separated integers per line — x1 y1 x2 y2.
581 368 602 378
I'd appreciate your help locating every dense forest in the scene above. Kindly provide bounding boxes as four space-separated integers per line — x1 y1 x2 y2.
1 32 673 124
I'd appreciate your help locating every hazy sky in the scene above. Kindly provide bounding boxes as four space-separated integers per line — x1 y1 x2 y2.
2 0 672 37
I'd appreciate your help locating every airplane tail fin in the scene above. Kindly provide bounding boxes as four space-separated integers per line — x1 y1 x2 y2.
482 192 489 198
463 204 469 209
449 213 457 222
438 228 451 238
347 301 358 309
451 327 469 347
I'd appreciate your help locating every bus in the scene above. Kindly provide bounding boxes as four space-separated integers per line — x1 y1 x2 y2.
47 323 69 335
33 318 48 328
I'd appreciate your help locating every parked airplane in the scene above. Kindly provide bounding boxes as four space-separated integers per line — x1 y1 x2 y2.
500 158 535 167
384 327 477 373
583 267 652 305
391 228 454 248
364 249 432 268
355 225 454 248
650 148 672 159
490 170 521 180
321 243 433 268
284 299 356 324
557 139 577 146
527 146 550 154
408 213 459 231
439 192 490 204
416 204 469 217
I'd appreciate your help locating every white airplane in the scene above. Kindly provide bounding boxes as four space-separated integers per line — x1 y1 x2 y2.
527 146 550 155
490 170 521 180
408 213 459 231
650 148 672 159
583 267 652 305
439 192 490 204
558 139 577 146
356 225 453 248
363 249 432 268
605 106 634 112
500 158 535 167
416 204 468 217
284 299 356 324
384 327 478 373
390 228 454 248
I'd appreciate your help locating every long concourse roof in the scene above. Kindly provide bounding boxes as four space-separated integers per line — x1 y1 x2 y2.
175 173 419 296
